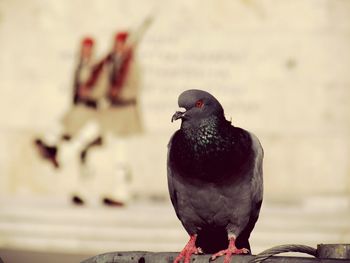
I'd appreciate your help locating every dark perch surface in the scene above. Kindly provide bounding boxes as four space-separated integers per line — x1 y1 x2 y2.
81 251 350 263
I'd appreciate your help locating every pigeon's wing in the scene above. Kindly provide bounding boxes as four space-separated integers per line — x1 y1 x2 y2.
167 132 181 219
167 131 201 235
236 132 264 251
236 200 262 251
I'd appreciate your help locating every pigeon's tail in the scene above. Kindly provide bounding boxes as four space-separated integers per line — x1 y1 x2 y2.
196 227 228 254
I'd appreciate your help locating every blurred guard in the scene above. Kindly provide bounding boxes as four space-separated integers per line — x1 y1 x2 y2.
34 16 153 206
78 18 153 206
101 31 143 136
76 31 143 206
34 36 99 168
73 37 97 107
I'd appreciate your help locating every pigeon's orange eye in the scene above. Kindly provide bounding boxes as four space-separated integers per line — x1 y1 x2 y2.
195 99 204 108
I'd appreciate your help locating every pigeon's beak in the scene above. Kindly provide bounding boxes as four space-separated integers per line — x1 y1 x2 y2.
171 111 186 122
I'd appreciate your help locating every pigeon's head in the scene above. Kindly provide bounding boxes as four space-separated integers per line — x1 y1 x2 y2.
171 89 225 126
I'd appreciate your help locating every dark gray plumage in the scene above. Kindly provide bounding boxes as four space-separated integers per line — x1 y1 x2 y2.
167 89 263 263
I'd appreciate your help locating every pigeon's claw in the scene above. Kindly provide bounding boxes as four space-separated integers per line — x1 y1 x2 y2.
210 237 249 263
174 235 201 263
195 247 204 254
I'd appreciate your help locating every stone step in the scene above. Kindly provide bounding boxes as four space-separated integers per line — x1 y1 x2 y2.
0 202 349 231
0 196 349 255
1 222 348 252
0 213 348 239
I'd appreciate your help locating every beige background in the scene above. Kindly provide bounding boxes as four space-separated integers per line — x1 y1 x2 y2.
0 0 350 200
0 1 350 262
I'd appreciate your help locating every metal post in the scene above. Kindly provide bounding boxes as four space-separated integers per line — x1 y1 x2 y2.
82 245 350 263
317 244 350 260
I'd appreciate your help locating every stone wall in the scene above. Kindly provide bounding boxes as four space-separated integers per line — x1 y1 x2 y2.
0 0 349 200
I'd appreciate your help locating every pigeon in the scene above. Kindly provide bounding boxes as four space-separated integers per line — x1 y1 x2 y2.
167 89 263 263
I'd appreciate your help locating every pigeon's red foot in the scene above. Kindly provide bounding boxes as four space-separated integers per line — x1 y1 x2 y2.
174 235 202 263
210 237 249 263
